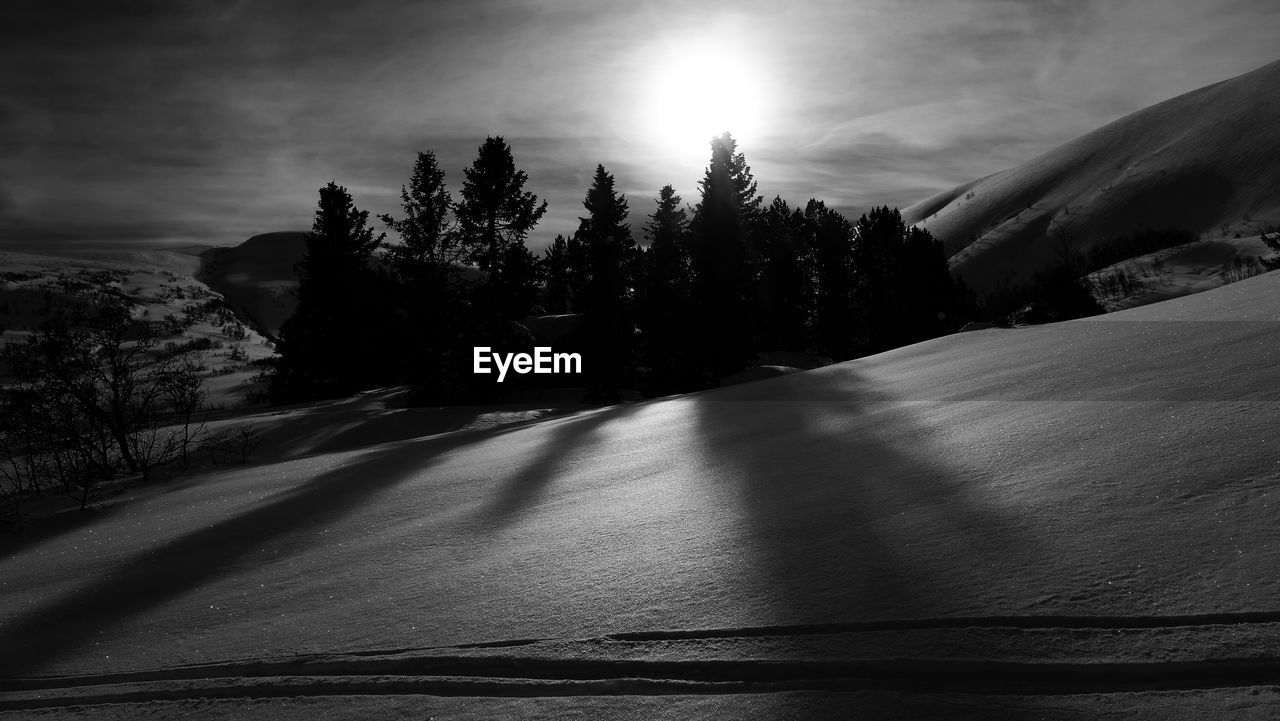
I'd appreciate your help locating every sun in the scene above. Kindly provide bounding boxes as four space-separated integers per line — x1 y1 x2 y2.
640 31 769 166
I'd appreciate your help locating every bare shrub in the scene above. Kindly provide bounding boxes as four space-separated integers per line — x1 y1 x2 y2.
204 424 262 466
1 290 210 520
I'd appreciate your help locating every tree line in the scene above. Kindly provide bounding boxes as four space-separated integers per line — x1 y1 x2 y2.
270 133 979 404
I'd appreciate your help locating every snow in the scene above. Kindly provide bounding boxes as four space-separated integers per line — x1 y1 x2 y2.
903 58 1280 292
5 265 1280 717
1088 235 1274 312
11 691 1280 721
0 248 276 408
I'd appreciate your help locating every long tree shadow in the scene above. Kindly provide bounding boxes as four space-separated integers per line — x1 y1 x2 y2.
0 420 535 678
1 398 582 556
473 403 643 531
691 366 1046 715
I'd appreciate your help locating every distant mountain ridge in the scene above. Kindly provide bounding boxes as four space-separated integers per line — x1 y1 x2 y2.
198 231 307 338
905 58 1280 292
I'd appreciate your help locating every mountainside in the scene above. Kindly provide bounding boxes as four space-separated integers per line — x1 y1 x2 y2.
198 232 307 338
0 248 275 407
904 58 1280 293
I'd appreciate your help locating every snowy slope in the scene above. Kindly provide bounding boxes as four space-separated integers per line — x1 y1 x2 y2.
0 249 276 407
4 272 1280 716
1087 234 1273 312
904 58 1280 293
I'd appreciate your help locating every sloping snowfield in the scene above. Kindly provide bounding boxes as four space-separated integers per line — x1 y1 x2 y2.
1088 234 1273 312
5 273 1280 718
904 58 1280 292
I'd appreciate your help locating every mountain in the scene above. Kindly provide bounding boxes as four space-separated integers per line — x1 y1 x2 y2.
904 58 1280 293
198 231 307 338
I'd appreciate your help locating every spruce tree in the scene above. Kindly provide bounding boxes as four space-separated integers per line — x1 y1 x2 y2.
455 137 548 332
688 132 762 378
273 181 385 401
898 224 965 342
577 164 635 403
640 185 694 395
852 206 969 351
806 199 859 358
379 151 469 400
756 196 810 352
381 151 458 269
852 206 905 351
456 136 547 278
541 234 574 314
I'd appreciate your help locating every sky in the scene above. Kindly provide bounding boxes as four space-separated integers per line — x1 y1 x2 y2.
1 0 1278 252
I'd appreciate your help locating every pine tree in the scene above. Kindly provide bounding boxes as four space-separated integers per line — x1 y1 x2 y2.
852 206 908 351
541 234 574 314
495 240 542 321
688 132 762 378
639 185 694 395
852 206 969 351
756 196 810 352
455 137 548 335
456 136 548 277
577 164 635 403
806 199 859 358
897 224 965 342
645 186 689 288
380 151 459 269
378 151 469 400
272 181 385 401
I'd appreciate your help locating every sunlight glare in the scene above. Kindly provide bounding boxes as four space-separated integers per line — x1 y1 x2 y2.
640 29 770 167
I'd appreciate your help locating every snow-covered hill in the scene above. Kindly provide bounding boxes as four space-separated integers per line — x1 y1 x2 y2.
4 269 1280 717
904 58 1280 294
0 248 276 408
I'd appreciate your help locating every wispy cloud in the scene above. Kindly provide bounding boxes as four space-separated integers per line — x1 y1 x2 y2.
1 0 1276 249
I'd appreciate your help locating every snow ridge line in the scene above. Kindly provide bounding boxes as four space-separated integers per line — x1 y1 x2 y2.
11 655 1280 708
603 611 1280 641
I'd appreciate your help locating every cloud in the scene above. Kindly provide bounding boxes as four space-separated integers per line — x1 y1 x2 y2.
2 0 1278 249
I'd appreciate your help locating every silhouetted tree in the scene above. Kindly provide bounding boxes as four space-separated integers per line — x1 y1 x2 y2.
896 224 968 343
496 240 542 321
381 151 459 269
756 196 810 352
541 234 575 314
577 164 636 403
379 151 470 401
455 137 548 340
851 206 904 350
850 206 968 350
639 185 696 395
272 181 385 401
688 132 762 378
806 199 859 358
